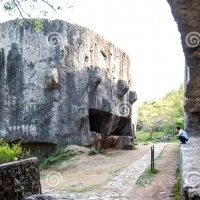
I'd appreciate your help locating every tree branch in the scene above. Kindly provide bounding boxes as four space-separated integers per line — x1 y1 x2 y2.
40 0 58 13
15 0 31 18
12 0 25 19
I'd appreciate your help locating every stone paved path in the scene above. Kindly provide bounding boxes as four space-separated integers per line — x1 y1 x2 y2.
42 143 167 200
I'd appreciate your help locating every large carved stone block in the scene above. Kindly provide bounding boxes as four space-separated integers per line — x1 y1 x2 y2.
0 19 138 156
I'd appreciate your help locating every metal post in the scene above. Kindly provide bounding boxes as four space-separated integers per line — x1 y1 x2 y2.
152 145 154 170
151 145 154 171
151 146 152 171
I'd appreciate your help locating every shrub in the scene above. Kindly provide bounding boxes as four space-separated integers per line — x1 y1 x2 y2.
88 149 98 156
0 140 22 164
137 131 151 142
137 131 162 142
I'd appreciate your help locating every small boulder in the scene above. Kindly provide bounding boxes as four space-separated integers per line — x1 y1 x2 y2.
23 194 61 200
116 80 129 98
129 91 137 104
102 135 119 149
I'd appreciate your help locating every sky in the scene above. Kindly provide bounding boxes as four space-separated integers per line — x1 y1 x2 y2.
0 0 185 105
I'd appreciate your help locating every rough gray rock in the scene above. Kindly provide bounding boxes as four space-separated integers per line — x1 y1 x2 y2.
117 80 129 98
0 157 41 199
167 0 200 134
0 19 137 157
166 1 200 199
161 0 200 197
129 91 137 105
23 195 60 200
180 137 200 200
115 136 134 150
45 68 58 90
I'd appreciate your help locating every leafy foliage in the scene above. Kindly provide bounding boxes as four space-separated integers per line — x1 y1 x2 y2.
17 18 44 32
137 85 184 136
137 131 162 142
0 140 22 164
1 0 62 18
3 0 15 11
0 1 73 32
32 18 43 32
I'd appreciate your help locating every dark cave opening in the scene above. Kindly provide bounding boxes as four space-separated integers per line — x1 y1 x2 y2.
89 108 111 133
89 108 129 135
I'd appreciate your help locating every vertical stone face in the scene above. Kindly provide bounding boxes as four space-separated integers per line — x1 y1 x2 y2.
0 49 5 134
167 0 200 134
0 19 137 154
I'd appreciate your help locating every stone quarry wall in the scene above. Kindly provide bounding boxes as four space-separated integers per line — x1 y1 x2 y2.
167 0 200 134
0 19 138 157
0 157 41 199
167 1 200 199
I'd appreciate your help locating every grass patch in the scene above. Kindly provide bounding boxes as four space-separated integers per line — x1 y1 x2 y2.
133 146 138 150
39 147 80 170
55 180 109 193
88 149 98 156
136 167 159 186
173 165 181 200
110 168 121 175
173 178 181 200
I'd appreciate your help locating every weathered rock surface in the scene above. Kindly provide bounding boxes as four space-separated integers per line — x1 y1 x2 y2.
102 135 119 149
167 0 200 134
23 195 60 200
0 157 41 199
115 136 134 150
180 137 200 200
167 1 200 199
0 19 137 157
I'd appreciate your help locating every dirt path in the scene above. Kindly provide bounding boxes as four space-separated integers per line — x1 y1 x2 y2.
40 144 153 192
127 144 180 200
40 143 180 199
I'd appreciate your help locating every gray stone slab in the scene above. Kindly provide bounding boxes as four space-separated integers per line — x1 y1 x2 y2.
181 136 200 199
23 195 61 200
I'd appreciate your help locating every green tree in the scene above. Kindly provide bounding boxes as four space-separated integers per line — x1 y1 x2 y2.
137 100 164 139
0 1 72 32
162 85 184 135
1 0 62 18
138 85 184 137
